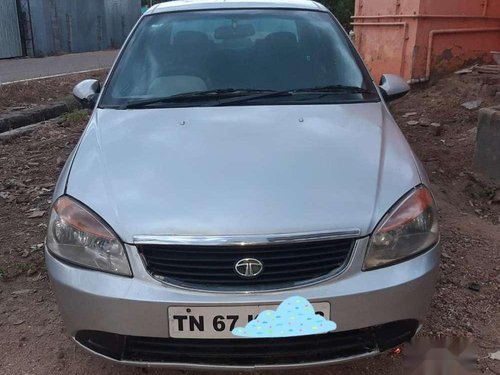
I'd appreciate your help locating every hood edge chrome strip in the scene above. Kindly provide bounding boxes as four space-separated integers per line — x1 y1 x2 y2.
132 229 361 246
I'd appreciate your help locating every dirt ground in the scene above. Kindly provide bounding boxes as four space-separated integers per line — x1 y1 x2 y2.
0 70 108 113
0 72 499 375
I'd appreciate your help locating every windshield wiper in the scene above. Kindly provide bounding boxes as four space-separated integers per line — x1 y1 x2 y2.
213 85 375 106
122 85 375 109
121 89 276 109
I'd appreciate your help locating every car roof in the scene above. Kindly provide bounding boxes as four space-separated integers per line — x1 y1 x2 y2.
147 0 328 14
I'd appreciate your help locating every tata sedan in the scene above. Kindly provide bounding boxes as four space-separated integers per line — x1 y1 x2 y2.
46 0 440 370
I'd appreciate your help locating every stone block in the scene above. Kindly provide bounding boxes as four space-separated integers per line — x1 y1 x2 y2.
474 106 500 181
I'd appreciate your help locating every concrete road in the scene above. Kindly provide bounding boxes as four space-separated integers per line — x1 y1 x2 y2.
0 50 118 84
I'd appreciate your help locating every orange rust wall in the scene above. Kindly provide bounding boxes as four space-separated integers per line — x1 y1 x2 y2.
356 0 420 16
353 0 500 82
353 0 419 82
418 0 500 17
353 21 417 81
412 17 500 79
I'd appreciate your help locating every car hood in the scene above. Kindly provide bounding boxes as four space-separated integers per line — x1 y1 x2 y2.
66 104 422 243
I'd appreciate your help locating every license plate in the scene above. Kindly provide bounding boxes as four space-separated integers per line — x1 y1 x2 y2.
168 302 330 339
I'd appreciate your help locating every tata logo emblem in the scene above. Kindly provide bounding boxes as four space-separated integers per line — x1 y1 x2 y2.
234 258 264 278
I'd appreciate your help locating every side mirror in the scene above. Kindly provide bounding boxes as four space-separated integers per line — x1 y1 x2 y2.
379 74 410 102
73 79 100 109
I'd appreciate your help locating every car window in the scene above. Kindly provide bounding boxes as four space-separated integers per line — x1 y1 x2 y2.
100 9 376 108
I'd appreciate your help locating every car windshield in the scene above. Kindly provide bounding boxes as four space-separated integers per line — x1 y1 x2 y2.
100 9 378 108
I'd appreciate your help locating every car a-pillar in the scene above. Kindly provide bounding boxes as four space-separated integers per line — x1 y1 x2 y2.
474 106 500 181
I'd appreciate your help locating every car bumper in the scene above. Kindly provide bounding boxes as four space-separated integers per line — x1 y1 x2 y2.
46 237 440 370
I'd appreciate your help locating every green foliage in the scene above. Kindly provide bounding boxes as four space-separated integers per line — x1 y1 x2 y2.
58 109 90 128
141 0 164 6
318 0 356 29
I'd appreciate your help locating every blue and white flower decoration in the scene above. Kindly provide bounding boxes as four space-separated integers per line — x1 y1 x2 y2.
232 296 337 338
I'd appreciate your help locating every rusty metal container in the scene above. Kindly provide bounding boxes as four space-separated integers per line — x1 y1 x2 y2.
353 0 500 82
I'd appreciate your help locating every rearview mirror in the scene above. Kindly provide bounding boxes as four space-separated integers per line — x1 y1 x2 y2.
379 74 410 102
73 79 100 109
215 24 255 40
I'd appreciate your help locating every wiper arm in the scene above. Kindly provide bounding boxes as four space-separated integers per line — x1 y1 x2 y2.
212 90 294 106
121 89 275 109
292 85 374 94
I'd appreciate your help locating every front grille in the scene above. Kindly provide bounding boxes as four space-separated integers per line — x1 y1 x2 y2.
138 238 354 289
75 320 419 367
125 330 374 365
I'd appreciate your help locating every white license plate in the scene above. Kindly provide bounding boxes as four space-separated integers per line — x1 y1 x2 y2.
168 302 330 339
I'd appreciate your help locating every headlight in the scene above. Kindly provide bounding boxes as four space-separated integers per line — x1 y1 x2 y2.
364 186 439 270
46 196 132 276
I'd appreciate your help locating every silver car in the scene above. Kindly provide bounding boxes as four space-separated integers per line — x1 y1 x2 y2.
46 0 440 371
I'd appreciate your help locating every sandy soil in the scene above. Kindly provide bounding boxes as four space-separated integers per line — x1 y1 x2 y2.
0 72 499 375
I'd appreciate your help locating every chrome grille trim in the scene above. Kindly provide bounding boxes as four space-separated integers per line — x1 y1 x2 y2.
136 234 359 292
